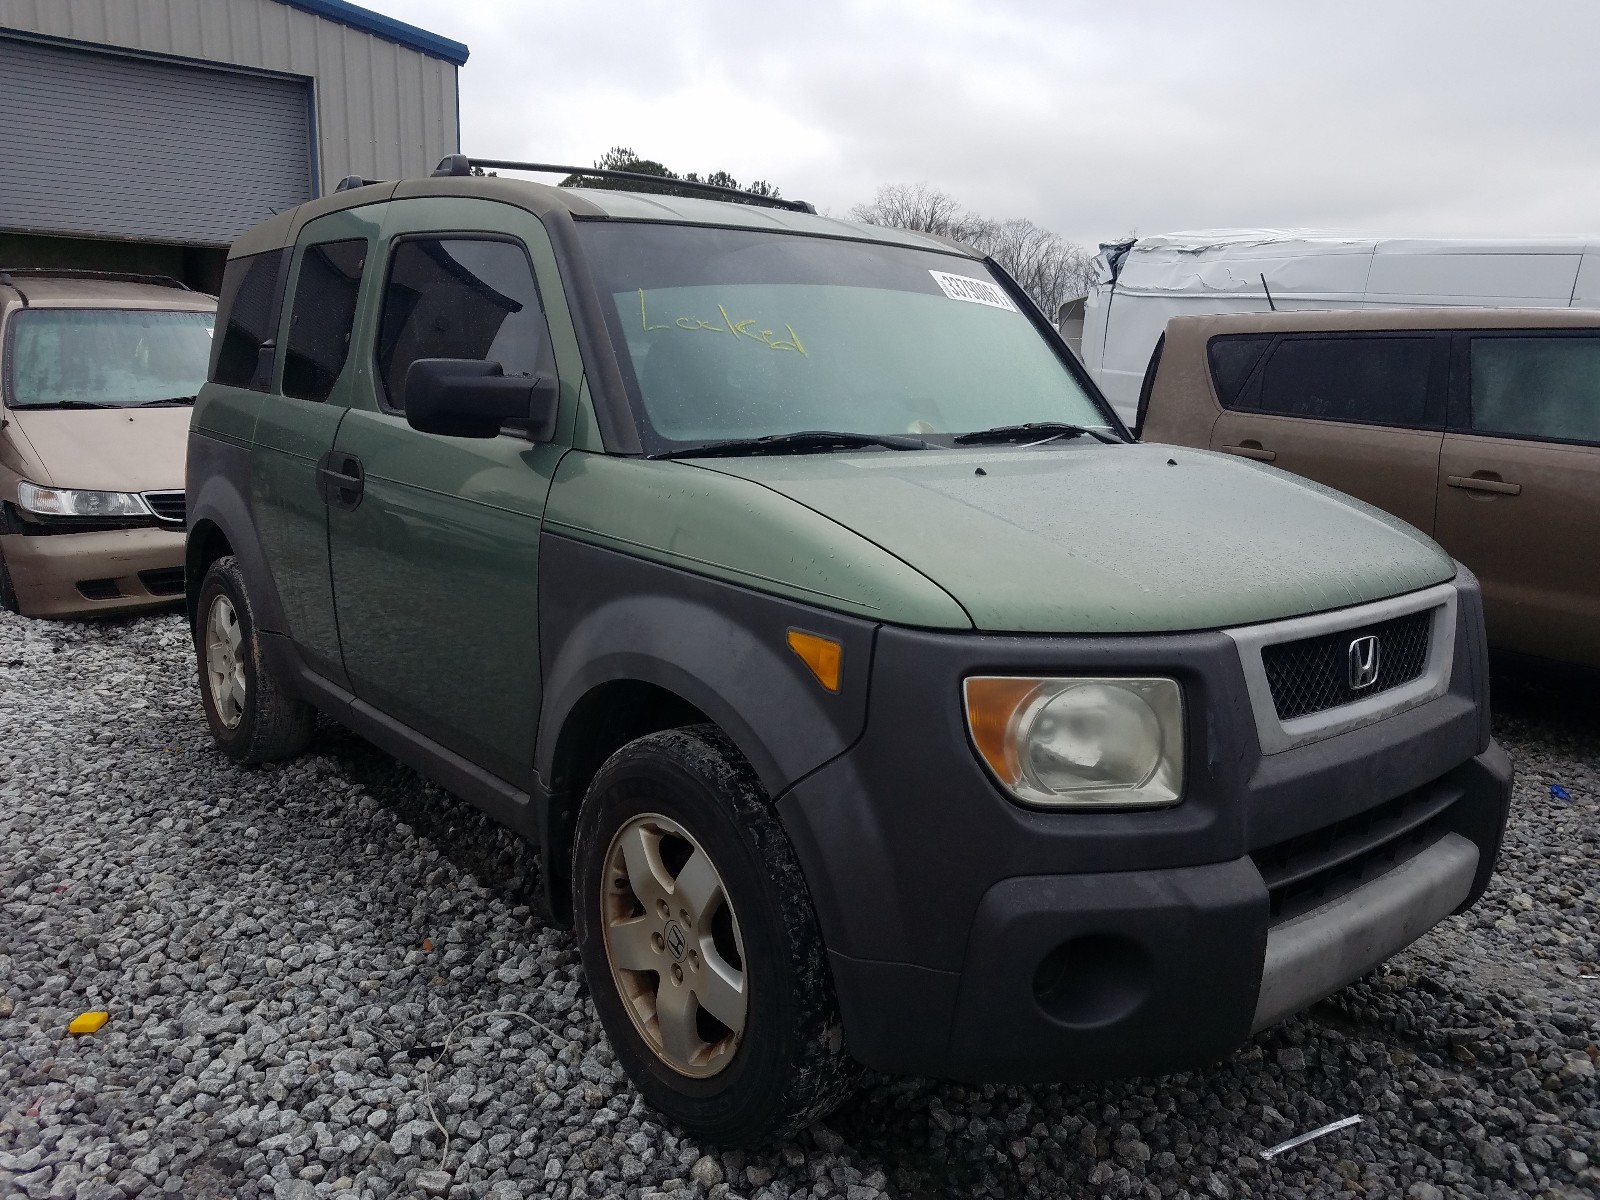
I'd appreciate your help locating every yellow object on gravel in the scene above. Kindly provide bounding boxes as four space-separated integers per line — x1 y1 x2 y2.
68 1011 109 1035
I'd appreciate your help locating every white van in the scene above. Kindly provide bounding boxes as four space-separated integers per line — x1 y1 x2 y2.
1081 231 1600 425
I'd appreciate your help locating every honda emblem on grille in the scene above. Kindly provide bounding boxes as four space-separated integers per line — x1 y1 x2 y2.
1348 635 1381 690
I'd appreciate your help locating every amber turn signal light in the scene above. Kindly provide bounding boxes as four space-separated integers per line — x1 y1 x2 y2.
787 629 842 693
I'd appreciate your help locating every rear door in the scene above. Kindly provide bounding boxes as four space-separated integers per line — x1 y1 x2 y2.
326 198 575 786
1435 331 1600 666
249 208 382 684
1208 332 1448 534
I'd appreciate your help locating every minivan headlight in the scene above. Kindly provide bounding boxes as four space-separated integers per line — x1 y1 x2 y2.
16 481 152 520
963 676 1184 809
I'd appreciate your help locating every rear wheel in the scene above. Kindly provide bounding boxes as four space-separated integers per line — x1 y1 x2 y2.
195 556 314 763
573 725 860 1145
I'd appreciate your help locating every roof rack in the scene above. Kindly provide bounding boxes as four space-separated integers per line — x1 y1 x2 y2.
430 154 817 214
334 175 385 192
0 267 190 305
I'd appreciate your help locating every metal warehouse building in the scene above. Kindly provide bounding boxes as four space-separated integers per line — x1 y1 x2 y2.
0 0 467 289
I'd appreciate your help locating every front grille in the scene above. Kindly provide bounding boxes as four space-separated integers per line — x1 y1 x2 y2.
1252 785 1458 923
142 491 186 525
1262 608 1432 721
138 567 185 597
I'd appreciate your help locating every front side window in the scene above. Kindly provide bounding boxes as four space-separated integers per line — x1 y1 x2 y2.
283 239 366 402
575 222 1110 450
1469 335 1600 444
1246 335 1435 427
212 249 286 390
5 308 215 408
375 238 549 411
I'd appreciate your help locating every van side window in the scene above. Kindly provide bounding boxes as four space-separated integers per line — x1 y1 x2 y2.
1206 334 1271 407
212 249 288 391
283 240 366 403
1246 336 1434 426
1469 336 1600 445
374 238 549 412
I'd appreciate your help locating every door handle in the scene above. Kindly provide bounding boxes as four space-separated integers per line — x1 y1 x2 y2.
1222 443 1276 462
1446 474 1521 496
316 451 365 510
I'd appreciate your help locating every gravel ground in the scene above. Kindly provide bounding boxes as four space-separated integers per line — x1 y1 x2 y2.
1 609 1596 1200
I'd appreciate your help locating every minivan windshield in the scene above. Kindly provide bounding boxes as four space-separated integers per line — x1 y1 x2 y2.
575 222 1115 453
5 308 215 408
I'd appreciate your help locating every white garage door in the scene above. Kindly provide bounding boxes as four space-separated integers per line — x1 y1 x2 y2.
0 35 313 246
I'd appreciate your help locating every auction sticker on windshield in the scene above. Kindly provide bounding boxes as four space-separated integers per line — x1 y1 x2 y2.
929 270 1019 312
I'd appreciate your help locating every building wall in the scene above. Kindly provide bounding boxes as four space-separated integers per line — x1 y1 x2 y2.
0 0 459 189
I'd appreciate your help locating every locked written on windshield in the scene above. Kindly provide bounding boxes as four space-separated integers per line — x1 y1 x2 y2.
575 222 1107 450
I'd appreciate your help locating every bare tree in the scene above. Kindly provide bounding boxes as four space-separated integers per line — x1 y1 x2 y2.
851 184 1097 314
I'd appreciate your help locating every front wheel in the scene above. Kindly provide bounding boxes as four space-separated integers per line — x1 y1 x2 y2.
194 556 314 764
573 725 860 1145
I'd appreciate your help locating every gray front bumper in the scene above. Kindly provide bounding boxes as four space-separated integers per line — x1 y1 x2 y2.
1251 831 1479 1033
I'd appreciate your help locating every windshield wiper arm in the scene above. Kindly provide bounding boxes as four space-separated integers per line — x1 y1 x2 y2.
952 421 1121 446
27 400 119 409
136 395 198 407
651 430 929 460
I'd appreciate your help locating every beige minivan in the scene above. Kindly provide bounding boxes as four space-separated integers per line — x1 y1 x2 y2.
0 270 215 617
1139 308 1600 670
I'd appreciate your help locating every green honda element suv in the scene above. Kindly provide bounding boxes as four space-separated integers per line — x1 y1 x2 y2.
186 156 1512 1145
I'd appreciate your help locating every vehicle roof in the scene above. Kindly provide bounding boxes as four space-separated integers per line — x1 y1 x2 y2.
228 174 978 259
1168 307 1600 336
0 276 216 312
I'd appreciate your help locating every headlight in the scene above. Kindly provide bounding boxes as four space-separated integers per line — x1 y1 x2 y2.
964 676 1184 809
16 481 152 520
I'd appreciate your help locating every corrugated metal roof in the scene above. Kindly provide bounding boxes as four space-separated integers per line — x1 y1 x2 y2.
277 0 468 65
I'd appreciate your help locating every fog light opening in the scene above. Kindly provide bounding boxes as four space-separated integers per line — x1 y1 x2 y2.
1032 933 1152 1028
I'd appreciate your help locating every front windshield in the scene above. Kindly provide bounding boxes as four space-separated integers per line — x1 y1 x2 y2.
575 222 1112 450
5 308 215 408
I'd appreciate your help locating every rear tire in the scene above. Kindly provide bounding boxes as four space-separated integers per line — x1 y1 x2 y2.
573 724 860 1145
195 556 314 764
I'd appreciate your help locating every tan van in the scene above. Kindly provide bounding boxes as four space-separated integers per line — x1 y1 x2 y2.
1139 308 1600 669
0 270 215 617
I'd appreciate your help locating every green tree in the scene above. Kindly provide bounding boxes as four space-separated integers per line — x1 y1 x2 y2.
560 147 780 203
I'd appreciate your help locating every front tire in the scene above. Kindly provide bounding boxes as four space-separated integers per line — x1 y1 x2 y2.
195 556 314 764
0 550 17 614
573 725 860 1145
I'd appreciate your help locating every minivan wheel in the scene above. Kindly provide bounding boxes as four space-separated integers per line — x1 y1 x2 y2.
573 725 861 1145
195 556 314 764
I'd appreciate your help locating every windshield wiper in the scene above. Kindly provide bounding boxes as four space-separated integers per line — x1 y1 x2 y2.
25 400 119 410
137 395 198 407
952 421 1121 446
651 430 929 460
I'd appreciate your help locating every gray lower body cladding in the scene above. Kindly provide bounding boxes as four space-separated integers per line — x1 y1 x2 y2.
778 577 1511 1081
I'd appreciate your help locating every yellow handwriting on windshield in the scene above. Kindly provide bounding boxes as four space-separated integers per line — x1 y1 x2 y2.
637 290 806 356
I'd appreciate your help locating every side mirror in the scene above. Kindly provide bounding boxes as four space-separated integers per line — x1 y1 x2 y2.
402 359 559 441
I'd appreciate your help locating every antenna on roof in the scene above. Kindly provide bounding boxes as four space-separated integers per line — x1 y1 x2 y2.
430 154 817 214
1260 273 1278 312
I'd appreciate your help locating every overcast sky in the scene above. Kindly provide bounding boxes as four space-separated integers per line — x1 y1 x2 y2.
371 0 1600 251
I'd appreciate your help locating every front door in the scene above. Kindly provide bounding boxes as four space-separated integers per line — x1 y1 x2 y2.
1208 332 1448 534
1434 330 1600 667
327 199 574 786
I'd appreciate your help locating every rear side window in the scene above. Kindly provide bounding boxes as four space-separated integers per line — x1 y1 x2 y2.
283 240 366 402
1469 335 1600 445
1206 334 1271 407
212 249 287 390
375 238 549 411
1246 335 1435 427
